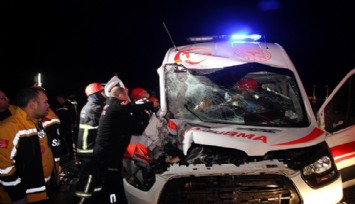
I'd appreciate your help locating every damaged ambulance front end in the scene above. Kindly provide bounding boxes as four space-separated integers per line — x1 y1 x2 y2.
123 35 343 204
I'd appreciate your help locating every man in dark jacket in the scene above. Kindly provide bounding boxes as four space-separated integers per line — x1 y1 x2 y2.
75 83 106 202
56 94 78 161
94 86 156 204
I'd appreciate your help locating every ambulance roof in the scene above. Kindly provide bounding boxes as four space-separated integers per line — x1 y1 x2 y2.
163 40 296 71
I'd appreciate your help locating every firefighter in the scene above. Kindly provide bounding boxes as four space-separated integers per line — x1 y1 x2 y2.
75 82 106 202
130 87 158 135
130 87 149 102
56 94 78 162
41 107 62 192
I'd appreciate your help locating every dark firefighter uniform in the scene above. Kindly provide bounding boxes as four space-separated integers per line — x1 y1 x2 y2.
0 107 54 202
75 90 106 200
42 108 62 188
130 98 154 135
94 97 155 204
77 91 106 157
43 108 62 163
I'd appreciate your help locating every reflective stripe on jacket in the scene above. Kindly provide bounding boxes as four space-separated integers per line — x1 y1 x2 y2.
42 108 62 162
77 93 105 157
0 108 54 202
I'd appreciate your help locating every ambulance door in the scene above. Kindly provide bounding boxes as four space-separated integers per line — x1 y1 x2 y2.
319 69 355 188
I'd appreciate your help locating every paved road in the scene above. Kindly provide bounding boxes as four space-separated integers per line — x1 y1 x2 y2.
52 184 75 204
342 186 355 204
51 159 78 204
51 160 104 204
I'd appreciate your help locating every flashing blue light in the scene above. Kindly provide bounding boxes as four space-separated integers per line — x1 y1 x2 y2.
231 34 262 41
186 33 262 43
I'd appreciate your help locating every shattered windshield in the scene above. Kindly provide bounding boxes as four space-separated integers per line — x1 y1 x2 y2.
165 63 309 127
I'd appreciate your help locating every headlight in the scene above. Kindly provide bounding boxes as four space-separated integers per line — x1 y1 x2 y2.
301 155 339 188
303 156 331 175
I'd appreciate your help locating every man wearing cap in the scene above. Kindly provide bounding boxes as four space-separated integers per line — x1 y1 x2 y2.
94 81 158 204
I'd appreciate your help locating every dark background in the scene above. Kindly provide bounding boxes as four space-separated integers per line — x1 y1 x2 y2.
1 0 354 108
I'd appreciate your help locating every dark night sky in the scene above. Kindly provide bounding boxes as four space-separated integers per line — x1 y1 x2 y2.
1 0 355 107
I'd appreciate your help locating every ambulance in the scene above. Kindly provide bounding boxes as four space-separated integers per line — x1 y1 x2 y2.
123 33 355 204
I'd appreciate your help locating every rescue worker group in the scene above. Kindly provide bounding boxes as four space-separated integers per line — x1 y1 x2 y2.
0 75 160 204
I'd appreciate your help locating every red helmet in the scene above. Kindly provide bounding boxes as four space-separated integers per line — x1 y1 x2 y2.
85 83 104 96
130 87 148 100
235 78 258 91
149 96 159 103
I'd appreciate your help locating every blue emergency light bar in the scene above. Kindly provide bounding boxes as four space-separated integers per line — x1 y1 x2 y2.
231 34 261 41
187 33 262 43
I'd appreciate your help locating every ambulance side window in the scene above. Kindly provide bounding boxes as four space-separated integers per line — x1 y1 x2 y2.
324 74 355 133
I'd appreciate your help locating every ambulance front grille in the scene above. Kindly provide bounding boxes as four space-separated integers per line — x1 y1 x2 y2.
158 174 301 204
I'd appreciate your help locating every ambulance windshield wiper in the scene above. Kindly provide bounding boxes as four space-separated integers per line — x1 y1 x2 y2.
184 104 204 121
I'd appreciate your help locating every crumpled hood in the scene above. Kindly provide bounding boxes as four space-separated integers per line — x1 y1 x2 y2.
181 124 325 156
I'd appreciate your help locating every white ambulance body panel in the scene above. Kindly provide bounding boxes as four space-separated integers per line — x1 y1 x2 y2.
123 38 354 204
